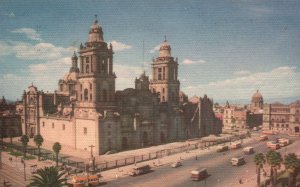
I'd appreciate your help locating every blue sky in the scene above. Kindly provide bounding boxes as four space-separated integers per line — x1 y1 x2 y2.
0 0 299 103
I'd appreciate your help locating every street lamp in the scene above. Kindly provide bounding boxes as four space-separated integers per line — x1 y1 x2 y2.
21 159 26 181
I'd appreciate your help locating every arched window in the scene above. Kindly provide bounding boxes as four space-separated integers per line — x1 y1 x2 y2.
103 89 107 102
84 89 88 101
86 64 89 73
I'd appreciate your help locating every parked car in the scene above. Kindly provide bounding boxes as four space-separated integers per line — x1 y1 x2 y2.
171 161 182 168
231 157 246 166
191 168 208 181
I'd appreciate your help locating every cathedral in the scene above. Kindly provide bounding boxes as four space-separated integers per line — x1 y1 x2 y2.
18 18 221 155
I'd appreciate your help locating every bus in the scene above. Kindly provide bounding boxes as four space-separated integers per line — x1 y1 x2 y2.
191 168 208 181
72 174 101 187
129 165 151 176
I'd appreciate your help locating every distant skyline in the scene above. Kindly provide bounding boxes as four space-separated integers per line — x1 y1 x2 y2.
0 0 299 103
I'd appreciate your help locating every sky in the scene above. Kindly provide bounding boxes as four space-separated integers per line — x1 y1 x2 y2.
0 0 299 104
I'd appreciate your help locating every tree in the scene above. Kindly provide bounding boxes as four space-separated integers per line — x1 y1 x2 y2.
254 153 266 186
21 135 29 157
266 150 282 186
34 134 44 161
284 153 300 187
52 142 61 167
27 166 66 187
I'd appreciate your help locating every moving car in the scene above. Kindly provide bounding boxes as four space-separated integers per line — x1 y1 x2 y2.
171 161 182 168
191 168 208 181
278 138 290 147
129 165 151 176
243 147 254 154
231 157 246 166
230 142 242 149
217 145 229 152
258 135 268 141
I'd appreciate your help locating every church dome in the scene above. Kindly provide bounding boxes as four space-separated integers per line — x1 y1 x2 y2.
251 90 263 102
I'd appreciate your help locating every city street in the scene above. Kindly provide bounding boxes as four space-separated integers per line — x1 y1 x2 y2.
106 134 300 187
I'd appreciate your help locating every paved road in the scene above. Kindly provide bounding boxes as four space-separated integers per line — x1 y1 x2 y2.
106 134 300 187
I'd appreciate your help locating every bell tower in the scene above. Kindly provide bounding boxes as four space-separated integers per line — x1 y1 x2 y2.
77 16 116 111
149 37 180 106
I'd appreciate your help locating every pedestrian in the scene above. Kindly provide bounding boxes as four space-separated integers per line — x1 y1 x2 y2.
239 178 243 184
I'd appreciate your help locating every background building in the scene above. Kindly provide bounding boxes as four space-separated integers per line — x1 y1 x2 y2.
263 100 300 135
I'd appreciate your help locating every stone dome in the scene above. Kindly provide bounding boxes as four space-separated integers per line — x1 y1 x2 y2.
251 90 263 102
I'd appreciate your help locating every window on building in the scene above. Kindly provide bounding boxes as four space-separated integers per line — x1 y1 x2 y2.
80 84 82 91
90 83 92 90
84 89 88 101
158 68 162 80
286 124 289 128
295 117 299 122
86 57 89 63
60 84 63 91
90 94 92 101
86 64 89 73
84 127 87 135
42 122 45 127
52 123 54 128
62 124 65 130
163 67 165 80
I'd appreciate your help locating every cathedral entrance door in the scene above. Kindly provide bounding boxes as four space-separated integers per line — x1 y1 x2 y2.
142 132 148 147
122 137 128 150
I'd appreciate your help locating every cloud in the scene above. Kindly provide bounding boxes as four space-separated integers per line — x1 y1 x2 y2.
1 11 15 17
183 66 300 100
109 40 132 52
149 44 160 53
234 70 251 76
12 28 42 41
0 40 75 61
182 59 207 65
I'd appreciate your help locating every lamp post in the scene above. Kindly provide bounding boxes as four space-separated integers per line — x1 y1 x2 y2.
89 145 95 172
21 159 26 181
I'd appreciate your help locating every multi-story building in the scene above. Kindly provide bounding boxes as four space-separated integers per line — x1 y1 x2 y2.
263 100 300 135
18 17 221 155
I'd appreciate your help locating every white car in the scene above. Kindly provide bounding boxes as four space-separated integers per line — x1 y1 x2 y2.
171 161 182 168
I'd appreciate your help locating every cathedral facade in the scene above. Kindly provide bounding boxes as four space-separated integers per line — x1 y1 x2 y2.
18 18 221 155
